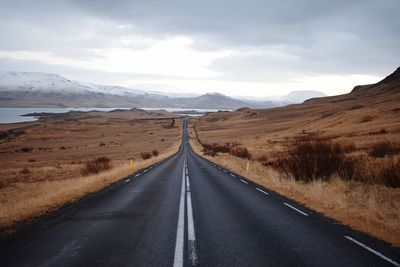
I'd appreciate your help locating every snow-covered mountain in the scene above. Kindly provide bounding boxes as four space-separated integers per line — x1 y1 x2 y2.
0 71 93 94
281 90 326 103
0 71 324 109
0 71 147 96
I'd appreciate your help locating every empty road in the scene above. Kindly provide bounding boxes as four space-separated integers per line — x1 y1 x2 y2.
1 119 399 266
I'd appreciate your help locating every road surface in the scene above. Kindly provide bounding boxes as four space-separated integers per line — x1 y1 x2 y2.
1 119 399 266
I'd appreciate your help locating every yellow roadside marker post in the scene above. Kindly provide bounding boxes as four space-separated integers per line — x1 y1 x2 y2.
130 159 135 173
246 160 249 173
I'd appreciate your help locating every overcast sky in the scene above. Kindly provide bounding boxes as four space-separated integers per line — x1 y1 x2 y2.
0 0 399 97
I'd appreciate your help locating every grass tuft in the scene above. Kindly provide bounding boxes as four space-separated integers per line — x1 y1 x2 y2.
140 152 152 160
229 146 252 159
20 167 30 175
368 141 399 158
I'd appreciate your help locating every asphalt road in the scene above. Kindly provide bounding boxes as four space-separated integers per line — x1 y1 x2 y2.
1 118 399 266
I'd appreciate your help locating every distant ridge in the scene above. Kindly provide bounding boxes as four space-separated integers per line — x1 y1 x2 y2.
0 71 324 109
351 66 400 95
377 66 400 85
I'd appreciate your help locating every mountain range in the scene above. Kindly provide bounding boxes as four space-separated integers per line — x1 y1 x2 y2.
0 71 326 109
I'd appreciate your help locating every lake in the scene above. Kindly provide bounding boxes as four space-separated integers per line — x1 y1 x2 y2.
0 107 226 124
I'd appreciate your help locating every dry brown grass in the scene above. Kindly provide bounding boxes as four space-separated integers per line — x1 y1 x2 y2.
189 124 400 247
0 109 182 228
0 109 181 188
0 145 180 228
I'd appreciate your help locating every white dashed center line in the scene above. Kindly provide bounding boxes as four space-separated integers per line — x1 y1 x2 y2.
256 188 269 195
284 202 308 216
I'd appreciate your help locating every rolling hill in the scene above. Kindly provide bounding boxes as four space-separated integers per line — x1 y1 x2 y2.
193 66 400 154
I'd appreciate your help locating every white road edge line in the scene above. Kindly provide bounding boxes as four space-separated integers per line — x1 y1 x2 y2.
240 179 248 184
173 160 186 267
125 179 130 183
256 188 269 195
230 174 236 177
284 202 308 216
135 174 140 177
344 236 400 267
143 169 148 172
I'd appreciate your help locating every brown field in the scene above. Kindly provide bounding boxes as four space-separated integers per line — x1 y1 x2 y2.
189 68 400 246
0 109 182 228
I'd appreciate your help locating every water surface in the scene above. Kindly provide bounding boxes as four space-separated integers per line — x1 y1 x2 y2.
0 107 226 123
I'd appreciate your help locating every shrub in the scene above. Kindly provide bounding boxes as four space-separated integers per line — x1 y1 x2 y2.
350 104 365 110
369 129 389 135
380 128 388 134
60 146 67 150
20 167 30 174
230 146 252 159
204 150 217 157
201 142 250 158
202 143 223 153
361 115 373 123
202 143 213 152
202 142 237 154
368 141 399 158
378 159 400 188
337 156 362 180
0 131 8 139
360 158 400 188
321 112 334 118
16 147 33 153
271 135 345 182
28 158 36 163
152 150 159 156
81 157 112 175
99 142 106 147
257 155 270 166
141 152 152 160
213 143 231 153
343 143 357 153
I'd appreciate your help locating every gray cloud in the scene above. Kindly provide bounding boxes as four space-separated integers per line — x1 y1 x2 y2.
0 0 399 91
